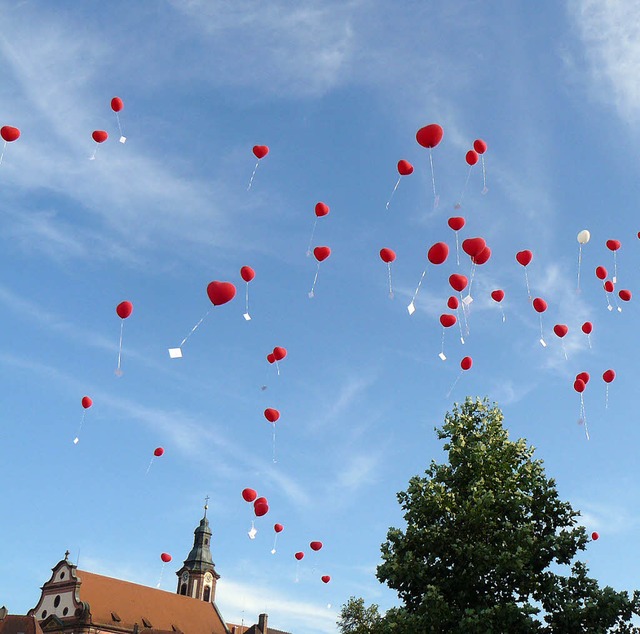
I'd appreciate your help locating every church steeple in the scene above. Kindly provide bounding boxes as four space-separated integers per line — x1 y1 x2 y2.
176 498 220 602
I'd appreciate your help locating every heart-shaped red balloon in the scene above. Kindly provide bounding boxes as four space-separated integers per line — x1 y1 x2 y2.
581 321 593 335
440 314 457 328
532 297 547 313
619 289 632 301
274 523 284 533
266 353 275 364
462 237 486 258
491 289 505 303
604 280 614 293
154 447 164 457
595 266 608 280
397 159 414 176
427 242 449 265
576 371 590 384
1 126 20 142
111 97 124 112
473 139 487 154
380 248 396 263
252 145 269 159
574 379 585 393
516 250 533 267
465 150 479 166
92 130 108 143
81 396 93 409
240 266 255 282
449 274 468 292
447 216 465 231
295 551 304 561
314 246 331 262
460 356 473 370
606 239 621 251
264 408 280 423
321 575 331 583
254 502 269 517
603 369 616 383
315 202 330 217
206 281 236 306
472 246 491 265
447 296 459 310
416 124 444 149
116 301 133 319
273 346 287 361
553 324 568 338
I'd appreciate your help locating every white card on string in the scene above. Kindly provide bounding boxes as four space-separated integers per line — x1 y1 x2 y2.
407 302 415 315
462 295 473 305
439 352 446 361
168 347 183 358
308 291 315 299
243 312 252 321
539 339 547 347
119 136 127 144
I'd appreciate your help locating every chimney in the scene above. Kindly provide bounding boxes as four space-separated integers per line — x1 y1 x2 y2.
258 613 268 634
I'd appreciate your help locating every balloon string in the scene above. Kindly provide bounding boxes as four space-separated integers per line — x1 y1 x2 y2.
73 410 86 445
577 244 583 291
539 315 546 347
245 282 250 314
309 263 320 298
387 263 394 298
605 384 609 409
524 269 531 300
581 394 589 440
180 309 212 347
89 147 98 161
295 562 300 583
604 290 613 311
145 456 155 475
481 156 488 194
455 232 460 266
440 328 446 359
457 307 465 344
275 360 280 376
562 340 568 361
306 218 318 257
157 562 166 588
247 161 259 191
429 149 439 209
116 320 125 374
587 333 592 349
467 263 477 299
446 371 463 398
500 305 506 323
410 268 427 306
272 533 279 554
386 176 402 210
272 424 277 463
115 112 124 138
0 141 6 166
613 252 618 283
456 165 472 207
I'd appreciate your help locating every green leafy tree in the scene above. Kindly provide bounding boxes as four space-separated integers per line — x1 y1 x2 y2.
337 597 382 634
340 398 640 633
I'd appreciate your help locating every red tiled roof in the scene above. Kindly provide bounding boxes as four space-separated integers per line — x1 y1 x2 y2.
0 615 44 634
76 569 228 634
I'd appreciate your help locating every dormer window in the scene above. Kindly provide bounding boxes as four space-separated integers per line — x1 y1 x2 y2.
142 617 153 628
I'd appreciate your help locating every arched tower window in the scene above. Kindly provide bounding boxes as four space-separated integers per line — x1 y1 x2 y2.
203 586 211 602
180 584 187 596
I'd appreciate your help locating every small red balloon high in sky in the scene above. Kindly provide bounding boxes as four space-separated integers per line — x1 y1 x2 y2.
379 248 397 298
306 202 330 257
416 123 444 209
74 395 93 445
115 301 133 376
247 144 269 190
111 97 127 143
309 246 331 298
386 159 414 210
473 138 488 194
0 125 20 166
240 265 255 320
90 130 108 160
407 242 449 315
169 282 236 358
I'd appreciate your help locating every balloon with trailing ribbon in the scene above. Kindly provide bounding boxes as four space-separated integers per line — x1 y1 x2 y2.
309 246 331 297
553 324 569 360
146 446 165 475
461 237 487 305
157 552 172 588
516 250 533 299
532 297 548 347
264 408 280 462
73 396 93 444
407 242 449 315
380 248 396 298
447 216 465 265
90 130 108 160
576 230 590 291
307 202 330 256
606 239 621 283
248 144 269 190
0 125 20 166
603 369 616 409
449 273 469 343
240 266 255 320
491 289 506 323
110 97 127 143
447 356 473 398
271 523 284 554
386 160 414 210
574 377 589 440
438 313 457 360
581 321 593 348
114 301 133 376
416 124 444 209
473 138 488 193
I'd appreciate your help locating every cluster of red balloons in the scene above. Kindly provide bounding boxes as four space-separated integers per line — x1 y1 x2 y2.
242 488 269 517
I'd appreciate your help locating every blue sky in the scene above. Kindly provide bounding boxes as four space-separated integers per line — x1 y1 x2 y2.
2 1 640 632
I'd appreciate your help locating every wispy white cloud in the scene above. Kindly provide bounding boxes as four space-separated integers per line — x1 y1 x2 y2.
576 502 640 534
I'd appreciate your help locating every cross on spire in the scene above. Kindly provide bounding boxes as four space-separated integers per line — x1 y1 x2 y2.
204 495 210 518
64 550 70 561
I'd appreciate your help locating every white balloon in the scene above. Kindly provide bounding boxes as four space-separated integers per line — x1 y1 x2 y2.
577 229 591 244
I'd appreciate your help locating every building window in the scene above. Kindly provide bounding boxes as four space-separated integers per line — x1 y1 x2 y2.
203 586 211 602
54 596 61 608
60 572 65 579
180 584 187 595
63 607 69 616
204 538 209 545
42 610 47 619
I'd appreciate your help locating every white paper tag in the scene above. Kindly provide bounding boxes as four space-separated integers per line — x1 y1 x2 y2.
460 337 465 344
462 295 473 305
539 338 547 347
73 437 79 445
438 352 446 361
607 305 613 311
613 276 617 284
308 291 315 298
243 312 252 321
119 136 127 144
168 347 183 358
407 302 415 315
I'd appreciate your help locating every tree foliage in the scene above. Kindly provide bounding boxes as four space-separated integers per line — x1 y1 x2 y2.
339 398 640 633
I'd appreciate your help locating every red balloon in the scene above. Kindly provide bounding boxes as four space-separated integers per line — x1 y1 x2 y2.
447 216 465 231
553 324 568 338
273 346 287 361
460 356 473 371
321 575 331 583
274 523 284 533
397 160 414 176
427 242 449 265
619 289 632 301
574 378 586 393
207 281 236 306
440 314 457 328
447 296 459 310
465 150 479 166
242 488 257 502
461 237 486 258
315 202 330 217
603 369 616 383
604 280 614 293
116 301 133 319
264 408 280 423
581 321 593 335
266 353 276 364
310 541 323 551
516 250 533 267
592 531 599 541
154 447 164 457
81 396 93 409
314 246 331 262
576 372 590 385
254 502 269 517
380 248 396 263
294 552 305 561
606 239 621 251
416 124 444 149
491 289 505 303
160 553 172 563
111 97 124 112
472 246 491 265
254 497 268 507
473 139 487 154
92 130 108 143
240 266 255 282
595 266 608 280
1 126 20 142
532 298 547 313
252 145 269 159
449 274 468 292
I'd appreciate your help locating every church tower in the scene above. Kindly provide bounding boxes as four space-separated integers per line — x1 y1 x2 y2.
176 499 220 603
